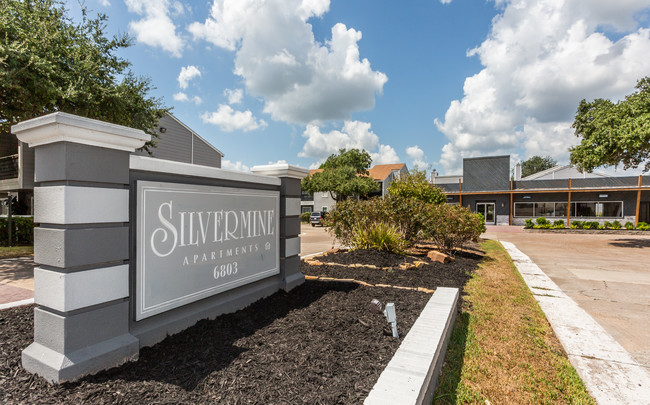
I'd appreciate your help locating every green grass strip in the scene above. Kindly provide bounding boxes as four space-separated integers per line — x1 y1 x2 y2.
433 240 594 404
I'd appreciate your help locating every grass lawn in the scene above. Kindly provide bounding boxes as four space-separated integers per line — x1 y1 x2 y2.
0 245 33 259
433 240 594 404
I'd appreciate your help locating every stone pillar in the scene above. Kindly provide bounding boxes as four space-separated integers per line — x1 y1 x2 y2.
251 164 309 291
12 112 150 383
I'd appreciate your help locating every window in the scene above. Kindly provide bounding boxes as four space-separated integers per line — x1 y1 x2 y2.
514 203 533 217
514 201 623 217
574 202 596 217
536 202 555 217
555 202 568 217
600 202 622 217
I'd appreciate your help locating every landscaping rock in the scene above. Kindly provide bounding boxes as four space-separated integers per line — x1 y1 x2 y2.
427 250 453 264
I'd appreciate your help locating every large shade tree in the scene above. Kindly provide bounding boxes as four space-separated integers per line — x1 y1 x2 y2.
301 148 379 201
0 0 168 149
570 77 650 172
521 155 557 178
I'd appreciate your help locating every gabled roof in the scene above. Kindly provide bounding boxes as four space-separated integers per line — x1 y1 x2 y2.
367 163 406 181
165 113 225 157
309 164 407 181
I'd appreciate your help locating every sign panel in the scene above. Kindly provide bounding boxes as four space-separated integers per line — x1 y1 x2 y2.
136 181 280 320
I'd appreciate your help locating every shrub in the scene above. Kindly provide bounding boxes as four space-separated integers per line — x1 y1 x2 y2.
387 169 446 204
0 216 34 246
625 221 635 230
536 217 550 226
351 222 406 253
553 219 565 229
637 222 650 231
611 220 622 230
603 221 612 229
570 220 583 229
422 204 485 257
583 221 599 230
524 219 535 229
300 212 311 223
325 198 390 247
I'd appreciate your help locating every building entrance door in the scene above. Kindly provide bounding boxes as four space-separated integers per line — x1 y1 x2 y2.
476 202 496 225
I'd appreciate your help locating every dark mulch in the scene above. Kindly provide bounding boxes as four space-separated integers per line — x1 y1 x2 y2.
0 246 483 404
303 243 484 292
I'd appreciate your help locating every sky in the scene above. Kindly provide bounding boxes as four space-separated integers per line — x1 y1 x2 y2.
66 0 650 175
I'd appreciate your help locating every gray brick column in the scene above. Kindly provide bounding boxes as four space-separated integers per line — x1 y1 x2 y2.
12 112 150 383
251 164 309 291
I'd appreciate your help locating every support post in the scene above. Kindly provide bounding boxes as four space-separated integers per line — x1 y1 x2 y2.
251 164 310 291
567 178 572 228
458 179 463 207
635 175 642 226
12 112 150 383
509 180 513 226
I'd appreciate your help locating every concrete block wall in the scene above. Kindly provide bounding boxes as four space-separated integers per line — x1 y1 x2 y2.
13 113 150 383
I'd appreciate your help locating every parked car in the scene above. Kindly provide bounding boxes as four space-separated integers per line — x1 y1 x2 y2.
309 211 326 226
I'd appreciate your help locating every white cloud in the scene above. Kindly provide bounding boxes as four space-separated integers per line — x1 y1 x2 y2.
201 104 267 132
178 65 201 89
173 92 188 102
267 159 288 165
406 145 427 169
224 88 243 104
125 0 185 57
189 0 387 124
221 159 250 172
99 0 111 6
439 0 452 4
435 0 650 174
173 92 203 105
298 120 400 165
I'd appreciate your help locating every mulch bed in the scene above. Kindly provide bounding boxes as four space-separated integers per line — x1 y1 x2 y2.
0 245 483 404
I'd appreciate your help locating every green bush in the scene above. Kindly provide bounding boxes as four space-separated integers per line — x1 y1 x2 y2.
603 221 612 229
637 222 650 231
0 216 34 246
553 219 565 229
422 204 485 257
325 198 388 246
536 217 550 226
583 221 599 230
625 221 635 230
524 219 535 229
570 220 583 229
300 212 311 223
611 220 622 230
352 222 406 253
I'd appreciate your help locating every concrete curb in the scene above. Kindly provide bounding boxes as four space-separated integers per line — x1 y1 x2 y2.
365 287 459 405
501 241 650 404
0 298 34 310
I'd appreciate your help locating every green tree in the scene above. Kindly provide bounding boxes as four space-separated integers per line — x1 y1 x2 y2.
387 168 446 204
301 149 379 201
521 155 557 178
570 77 650 172
0 0 167 148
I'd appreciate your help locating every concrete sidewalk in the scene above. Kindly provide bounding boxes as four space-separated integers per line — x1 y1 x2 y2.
483 226 650 404
0 257 34 306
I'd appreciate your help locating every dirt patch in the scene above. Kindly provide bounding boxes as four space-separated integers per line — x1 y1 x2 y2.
0 246 483 404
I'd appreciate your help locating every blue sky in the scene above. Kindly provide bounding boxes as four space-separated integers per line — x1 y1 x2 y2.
68 0 650 174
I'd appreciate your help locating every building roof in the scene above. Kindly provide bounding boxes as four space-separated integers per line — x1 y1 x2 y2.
522 164 608 180
367 163 406 181
309 163 407 182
